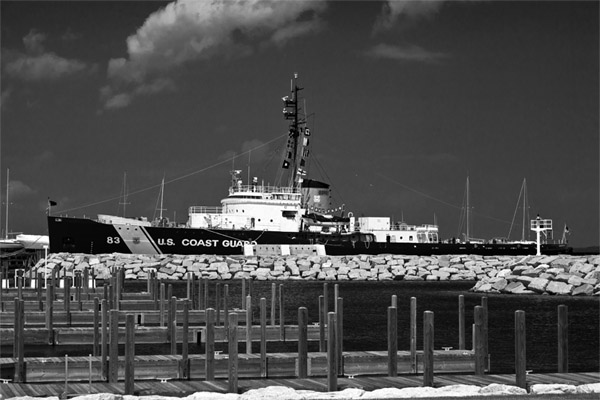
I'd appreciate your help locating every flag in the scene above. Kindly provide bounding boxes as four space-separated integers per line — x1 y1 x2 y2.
47 198 57 215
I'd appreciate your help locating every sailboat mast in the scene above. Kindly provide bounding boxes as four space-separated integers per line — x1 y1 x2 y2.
5 168 8 239
159 177 165 220
466 176 470 242
521 179 527 241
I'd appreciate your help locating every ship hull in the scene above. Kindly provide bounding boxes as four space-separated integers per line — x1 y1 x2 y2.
48 216 571 256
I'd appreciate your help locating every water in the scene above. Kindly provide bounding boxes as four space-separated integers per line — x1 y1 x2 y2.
14 280 599 374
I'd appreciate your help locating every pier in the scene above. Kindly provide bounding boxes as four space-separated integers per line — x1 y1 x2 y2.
1 267 598 398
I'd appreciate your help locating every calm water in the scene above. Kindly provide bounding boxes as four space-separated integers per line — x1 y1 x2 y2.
14 280 599 374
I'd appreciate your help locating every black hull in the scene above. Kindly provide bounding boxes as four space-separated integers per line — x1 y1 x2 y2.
48 216 572 256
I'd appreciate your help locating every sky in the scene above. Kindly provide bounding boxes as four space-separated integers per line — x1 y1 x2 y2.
0 0 598 248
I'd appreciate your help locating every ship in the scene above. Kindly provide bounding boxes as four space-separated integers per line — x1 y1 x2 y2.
48 74 571 257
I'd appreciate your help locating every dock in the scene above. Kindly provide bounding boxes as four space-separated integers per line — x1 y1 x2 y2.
1 269 598 398
1 372 598 398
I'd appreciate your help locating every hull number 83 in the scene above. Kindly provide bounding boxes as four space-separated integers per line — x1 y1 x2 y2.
107 236 121 244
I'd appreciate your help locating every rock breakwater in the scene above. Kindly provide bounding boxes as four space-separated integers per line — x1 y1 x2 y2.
33 253 600 296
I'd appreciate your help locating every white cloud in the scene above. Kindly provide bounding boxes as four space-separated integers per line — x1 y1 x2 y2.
102 0 327 110
375 0 446 32
5 53 87 81
4 29 89 82
365 43 447 63
0 88 12 109
8 180 37 200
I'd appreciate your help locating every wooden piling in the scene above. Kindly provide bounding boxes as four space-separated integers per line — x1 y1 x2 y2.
245 295 252 354
205 308 215 381
327 311 337 392
186 273 192 303
228 312 238 393
334 284 339 312
109 309 119 383
93 297 100 356
279 284 285 341
224 284 229 337
63 354 69 398
336 297 343 376
124 313 135 395
14 298 24 382
410 296 417 374
515 310 527 389
270 283 276 326
101 299 108 380
458 295 465 350
216 283 221 326
298 307 308 378
17 269 23 301
64 277 71 324
198 277 204 310
323 283 328 319
319 295 325 352
203 279 208 312
36 272 43 309
181 299 189 379
481 296 489 368
558 305 568 373
474 305 485 375
159 283 165 327
423 310 434 387
170 296 177 354
388 306 398 377
241 279 246 310
260 297 267 378
45 275 54 345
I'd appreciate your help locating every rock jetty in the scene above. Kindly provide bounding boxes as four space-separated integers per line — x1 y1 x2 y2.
32 252 600 296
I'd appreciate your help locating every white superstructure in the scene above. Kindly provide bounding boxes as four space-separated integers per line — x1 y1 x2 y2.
352 216 439 243
187 174 305 232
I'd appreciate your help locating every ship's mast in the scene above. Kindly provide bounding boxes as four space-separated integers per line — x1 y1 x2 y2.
281 73 309 189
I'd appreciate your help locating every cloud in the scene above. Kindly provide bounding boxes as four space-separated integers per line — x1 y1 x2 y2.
4 30 89 82
220 138 271 165
0 88 12 109
365 43 448 63
8 180 37 200
374 0 446 32
102 0 327 110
